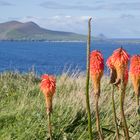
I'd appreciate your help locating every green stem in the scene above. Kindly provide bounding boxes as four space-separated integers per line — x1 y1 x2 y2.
120 79 130 140
112 85 119 140
136 94 139 107
136 94 140 119
85 17 92 140
95 97 104 140
48 112 53 140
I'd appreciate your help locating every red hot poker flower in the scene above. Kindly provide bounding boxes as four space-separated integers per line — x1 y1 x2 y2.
111 48 129 66
90 51 104 139
40 74 56 113
90 50 104 97
40 74 56 97
106 55 128 86
90 50 104 75
107 49 130 139
130 55 140 96
111 48 130 84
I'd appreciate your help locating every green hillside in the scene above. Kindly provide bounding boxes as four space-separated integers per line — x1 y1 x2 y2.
0 21 87 41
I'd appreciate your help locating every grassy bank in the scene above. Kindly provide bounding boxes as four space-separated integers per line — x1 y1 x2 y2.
0 72 139 140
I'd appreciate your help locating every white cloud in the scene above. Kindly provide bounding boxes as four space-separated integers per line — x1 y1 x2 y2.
10 15 140 38
39 1 140 11
19 16 91 34
94 16 140 38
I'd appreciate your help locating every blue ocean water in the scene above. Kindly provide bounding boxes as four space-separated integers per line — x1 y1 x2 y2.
0 41 140 75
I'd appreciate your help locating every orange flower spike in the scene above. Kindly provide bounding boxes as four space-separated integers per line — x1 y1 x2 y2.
111 48 130 84
90 50 104 97
106 56 120 139
107 50 130 140
90 50 104 140
40 74 56 114
111 48 130 139
130 55 140 96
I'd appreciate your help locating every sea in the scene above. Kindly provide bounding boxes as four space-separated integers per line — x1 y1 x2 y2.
0 41 140 75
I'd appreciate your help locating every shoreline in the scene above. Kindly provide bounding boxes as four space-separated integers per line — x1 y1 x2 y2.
0 40 86 43
1 39 140 44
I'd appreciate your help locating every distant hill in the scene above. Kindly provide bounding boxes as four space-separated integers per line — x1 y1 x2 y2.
110 38 140 44
0 21 89 41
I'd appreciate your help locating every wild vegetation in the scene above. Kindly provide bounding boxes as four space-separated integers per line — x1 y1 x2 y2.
0 71 139 140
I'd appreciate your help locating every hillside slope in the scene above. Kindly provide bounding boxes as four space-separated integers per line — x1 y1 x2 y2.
0 21 87 41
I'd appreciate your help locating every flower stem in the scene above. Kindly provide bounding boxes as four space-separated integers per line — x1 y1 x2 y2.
136 94 139 107
48 112 53 140
95 96 104 140
112 85 119 140
85 17 92 140
136 94 140 118
120 79 130 140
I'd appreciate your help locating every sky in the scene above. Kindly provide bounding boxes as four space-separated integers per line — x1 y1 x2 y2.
0 0 140 38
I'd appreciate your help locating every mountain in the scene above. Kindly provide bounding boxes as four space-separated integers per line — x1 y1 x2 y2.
0 21 88 41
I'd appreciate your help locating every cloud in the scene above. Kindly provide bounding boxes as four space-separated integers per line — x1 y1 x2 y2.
39 1 97 11
94 16 140 38
39 1 140 11
103 2 140 11
0 1 13 6
17 15 140 38
19 16 90 34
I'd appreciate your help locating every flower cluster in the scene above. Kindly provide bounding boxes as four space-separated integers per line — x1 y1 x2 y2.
38 46 140 140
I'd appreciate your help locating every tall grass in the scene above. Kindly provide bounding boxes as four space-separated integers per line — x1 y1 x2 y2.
0 72 139 140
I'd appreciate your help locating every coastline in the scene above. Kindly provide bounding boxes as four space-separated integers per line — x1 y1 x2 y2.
1 39 140 44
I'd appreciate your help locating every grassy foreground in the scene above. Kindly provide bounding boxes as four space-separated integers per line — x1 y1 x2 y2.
0 72 139 140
